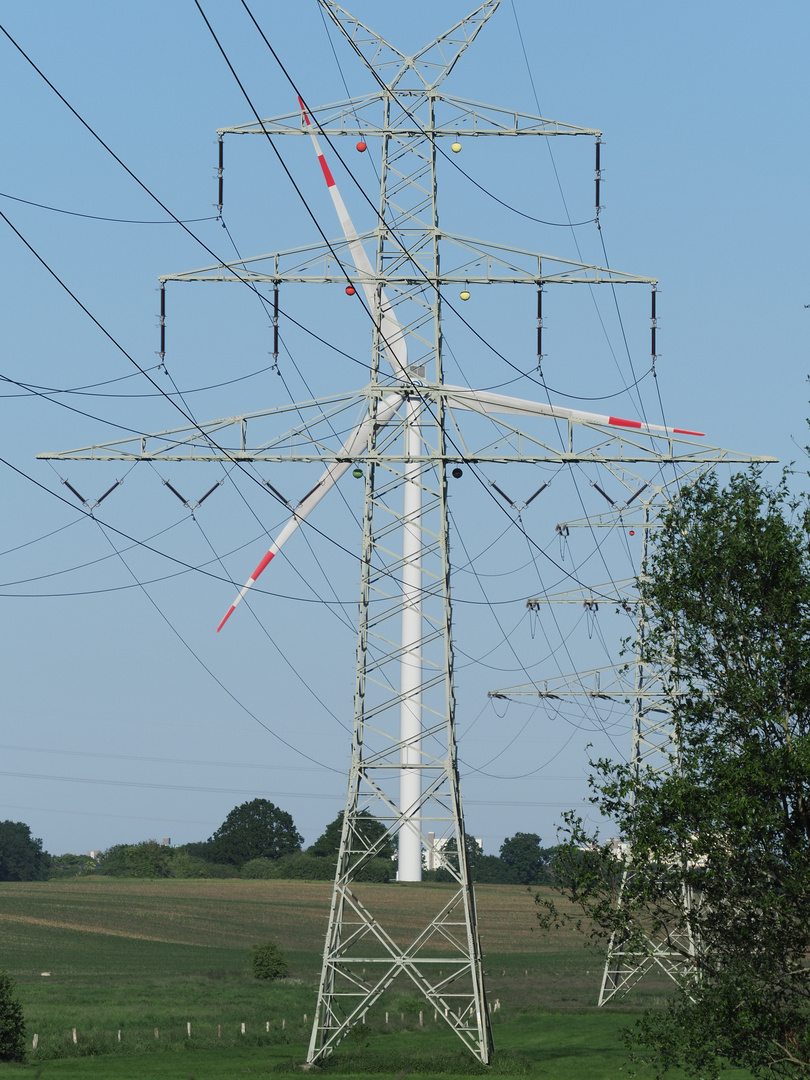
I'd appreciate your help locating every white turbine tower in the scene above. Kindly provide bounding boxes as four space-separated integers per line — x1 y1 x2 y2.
217 96 426 882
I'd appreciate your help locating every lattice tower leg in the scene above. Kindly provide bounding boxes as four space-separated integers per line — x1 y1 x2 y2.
307 404 492 1065
599 511 700 1004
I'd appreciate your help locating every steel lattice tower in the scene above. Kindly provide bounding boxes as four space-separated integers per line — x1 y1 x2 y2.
36 0 775 1064
490 462 767 1006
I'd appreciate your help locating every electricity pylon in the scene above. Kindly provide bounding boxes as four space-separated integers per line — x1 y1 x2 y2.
37 0 774 1064
489 462 770 1005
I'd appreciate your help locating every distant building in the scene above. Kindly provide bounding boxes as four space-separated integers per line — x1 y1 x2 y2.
424 832 482 871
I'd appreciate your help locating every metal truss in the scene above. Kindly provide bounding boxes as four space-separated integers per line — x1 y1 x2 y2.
37 388 768 468
219 92 600 139
156 236 654 290
37 0 775 1066
489 470 766 1006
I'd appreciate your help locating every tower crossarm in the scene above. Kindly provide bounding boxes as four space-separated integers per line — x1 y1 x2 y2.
37 386 779 467
524 579 638 607
489 663 677 703
217 92 601 139
157 233 656 288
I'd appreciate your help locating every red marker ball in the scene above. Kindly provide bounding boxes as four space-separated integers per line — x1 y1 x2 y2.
356 141 367 152
629 530 635 536
345 285 356 295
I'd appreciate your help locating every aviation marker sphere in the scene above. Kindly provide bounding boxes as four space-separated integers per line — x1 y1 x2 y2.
352 467 363 479
345 285 356 295
459 289 471 301
451 142 462 153
629 530 635 536
452 467 463 479
356 141 367 152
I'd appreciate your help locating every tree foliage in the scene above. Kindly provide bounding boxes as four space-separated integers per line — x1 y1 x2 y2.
499 832 548 885
0 971 25 1062
0 821 49 882
99 840 173 878
307 810 395 861
209 799 303 867
545 471 810 1079
49 853 96 879
249 941 289 980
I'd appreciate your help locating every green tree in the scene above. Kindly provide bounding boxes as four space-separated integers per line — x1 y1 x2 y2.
250 941 289 980
0 821 49 882
308 810 395 860
209 799 303 867
471 853 515 884
546 471 810 1079
499 832 546 884
0 971 25 1062
48 853 96 879
99 840 173 878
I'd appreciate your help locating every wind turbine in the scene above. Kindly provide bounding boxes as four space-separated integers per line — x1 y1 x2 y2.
216 94 429 881
38 0 772 1065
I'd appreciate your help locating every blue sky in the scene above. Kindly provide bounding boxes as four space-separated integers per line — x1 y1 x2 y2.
0 1 807 857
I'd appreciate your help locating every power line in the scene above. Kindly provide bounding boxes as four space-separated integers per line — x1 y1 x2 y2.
0 188 217 225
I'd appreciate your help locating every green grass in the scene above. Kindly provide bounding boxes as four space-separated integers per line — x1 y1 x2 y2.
0 879 750 1078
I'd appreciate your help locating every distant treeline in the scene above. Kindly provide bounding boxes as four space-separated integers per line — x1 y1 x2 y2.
41 800 563 885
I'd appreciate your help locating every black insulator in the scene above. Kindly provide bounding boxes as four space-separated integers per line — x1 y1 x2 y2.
625 483 649 507
536 286 544 362
62 479 87 506
595 140 602 211
524 482 549 507
163 480 188 505
217 137 224 213
95 480 121 506
159 284 166 360
195 481 222 507
490 481 514 506
298 480 323 506
265 479 288 505
272 284 279 358
593 483 615 506
651 289 658 357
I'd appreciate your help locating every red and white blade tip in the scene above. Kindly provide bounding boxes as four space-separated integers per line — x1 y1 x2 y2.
608 415 704 437
216 550 276 633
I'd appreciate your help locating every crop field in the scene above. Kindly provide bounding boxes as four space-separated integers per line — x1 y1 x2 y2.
0 879 748 1078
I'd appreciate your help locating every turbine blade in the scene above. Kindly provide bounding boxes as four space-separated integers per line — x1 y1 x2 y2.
440 385 704 437
217 392 404 631
298 97 408 378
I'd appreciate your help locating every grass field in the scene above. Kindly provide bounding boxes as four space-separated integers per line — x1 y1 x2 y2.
0 879 747 1078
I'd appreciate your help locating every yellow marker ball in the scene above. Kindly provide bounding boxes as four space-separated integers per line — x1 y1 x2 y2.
451 142 462 153
460 289 471 301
